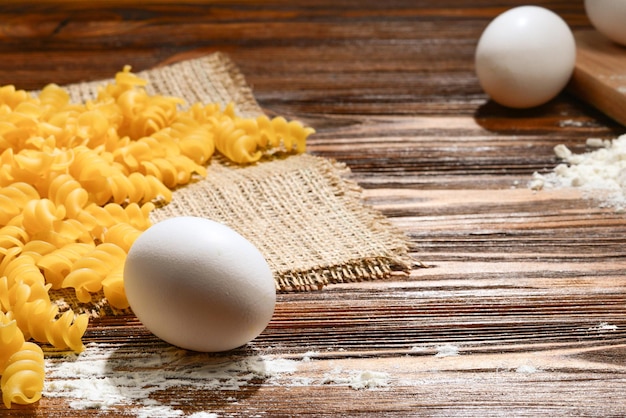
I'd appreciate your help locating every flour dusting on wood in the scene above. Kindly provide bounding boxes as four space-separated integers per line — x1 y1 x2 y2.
320 368 390 390
530 134 626 211
435 344 460 357
43 343 391 416
44 343 298 416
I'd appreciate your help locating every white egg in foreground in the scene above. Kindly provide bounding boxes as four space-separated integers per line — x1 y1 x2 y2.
475 6 576 108
124 216 276 352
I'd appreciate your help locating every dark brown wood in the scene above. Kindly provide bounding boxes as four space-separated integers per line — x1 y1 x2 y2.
1 1 626 416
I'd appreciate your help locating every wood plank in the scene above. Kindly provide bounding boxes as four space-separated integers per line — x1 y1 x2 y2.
569 29 626 126
1 1 626 416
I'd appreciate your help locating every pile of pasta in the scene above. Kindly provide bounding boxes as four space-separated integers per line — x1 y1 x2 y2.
0 66 314 408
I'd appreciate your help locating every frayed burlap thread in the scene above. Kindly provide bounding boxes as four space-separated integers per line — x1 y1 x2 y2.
48 53 413 316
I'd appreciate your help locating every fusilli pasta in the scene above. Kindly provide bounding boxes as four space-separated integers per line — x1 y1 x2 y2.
0 312 25 374
62 243 127 303
0 64 314 408
0 313 44 409
1 342 45 409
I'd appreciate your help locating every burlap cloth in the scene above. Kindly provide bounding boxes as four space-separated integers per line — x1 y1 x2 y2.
49 53 414 317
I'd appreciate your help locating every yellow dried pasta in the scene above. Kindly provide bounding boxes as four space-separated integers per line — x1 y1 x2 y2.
36 242 96 290
62 243 127 303
0 313 45 409
0 183 40 226
196 103 313 163
0 65 315 408
7 282 87 352
101 264 128 310
1 342 45 409
0 313 25 374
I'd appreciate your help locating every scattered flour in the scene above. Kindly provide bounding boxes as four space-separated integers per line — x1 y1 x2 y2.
434 344 460 357
530 134 626 211
588 322 618 332
515 364 539 374
44 343 298 417
408 344 459 357
558 119 589 128
320 368 390 390
301 351 319 362
43 344 392 416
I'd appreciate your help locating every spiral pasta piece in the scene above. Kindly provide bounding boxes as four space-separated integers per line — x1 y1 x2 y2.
0 113 39 154
8 281 87 352
0 311 46 409
0 246 20 282
0 276 13 312
47 173 89 218
113 139 155 171
20 199 66 236
102 223 143 252
62 243 127 303
1 278 50 316
0 85 30 112
0 182 40 226
212 117 260 163
38 83 70 112
102 264 128 310
127 99 181 139
44 218 93 245
257 115 311 154
209 110 314 164
0 313 25 374
36 242 95 289
123 202 154 230
168 117 215 164
0 225 28 252
20 240 57 261
127 172 172 204
1 342 45 409
78 202 153 241
2 254 46 289
140 155 206 188
76 109 112 146
69 147 116 205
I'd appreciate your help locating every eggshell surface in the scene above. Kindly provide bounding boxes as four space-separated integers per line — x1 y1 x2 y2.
124 216 276 352
474 6 576 108
585 0 626 46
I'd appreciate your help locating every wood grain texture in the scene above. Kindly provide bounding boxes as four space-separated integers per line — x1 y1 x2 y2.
569 30 626 127
1 1 626 416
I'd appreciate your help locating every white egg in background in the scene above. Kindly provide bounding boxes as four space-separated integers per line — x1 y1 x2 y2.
585 0 626 46
124 216 276 352
475 5 576 108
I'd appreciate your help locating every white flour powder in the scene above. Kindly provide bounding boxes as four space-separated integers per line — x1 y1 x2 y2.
320 368 390 390
530 134 626 211
44 343 298 417
434 344 460 357
515 364 539 374
588 322 618 332
43 343 390 416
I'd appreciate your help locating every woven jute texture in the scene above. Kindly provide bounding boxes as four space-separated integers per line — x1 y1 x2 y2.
49 53 413 316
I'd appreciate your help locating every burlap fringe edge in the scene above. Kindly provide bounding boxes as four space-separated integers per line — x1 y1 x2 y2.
277 256 414 292
272 156 417 292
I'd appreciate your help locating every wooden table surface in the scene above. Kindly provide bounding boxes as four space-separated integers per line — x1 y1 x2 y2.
2 1 626 417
